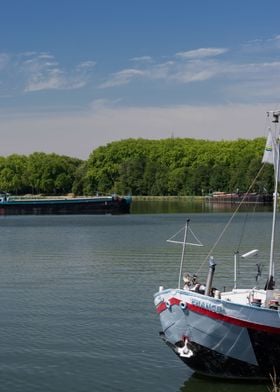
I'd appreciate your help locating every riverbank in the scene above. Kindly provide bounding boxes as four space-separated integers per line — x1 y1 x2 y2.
131 195 204 201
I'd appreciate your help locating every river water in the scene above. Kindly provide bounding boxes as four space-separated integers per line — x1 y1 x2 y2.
0 200 276 391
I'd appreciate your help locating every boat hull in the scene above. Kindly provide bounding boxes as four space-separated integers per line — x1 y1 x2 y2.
154 289 280 380
0 196 131 215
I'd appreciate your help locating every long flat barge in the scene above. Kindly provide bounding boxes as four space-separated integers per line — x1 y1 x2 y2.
0 194 132 215
205 192 272 204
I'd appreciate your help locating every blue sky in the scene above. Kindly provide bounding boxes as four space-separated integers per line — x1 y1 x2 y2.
1 0 280 159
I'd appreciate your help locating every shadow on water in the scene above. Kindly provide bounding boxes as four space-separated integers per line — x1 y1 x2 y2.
179 374 268 392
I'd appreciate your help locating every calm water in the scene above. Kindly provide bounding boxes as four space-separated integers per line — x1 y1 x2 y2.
0 203 276 391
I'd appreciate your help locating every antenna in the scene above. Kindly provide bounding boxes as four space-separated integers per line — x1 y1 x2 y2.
234 249 258 289
241 249 258 259
267 110 280 123
177 220 189 289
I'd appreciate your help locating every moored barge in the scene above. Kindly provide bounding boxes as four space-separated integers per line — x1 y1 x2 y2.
0 193 131 215
205 191 272 204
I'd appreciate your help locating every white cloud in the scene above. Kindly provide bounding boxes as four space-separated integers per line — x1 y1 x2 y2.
242 35 280 53
37 53 55 60
0 52 96 93
130 56 153 63
99 47 235 88
100 56 224 88
0 36 279 102
77 61 97 69
0 35 280 114
99 68 145 88
22 53 96 92
146 61 175 80
24 67 66 92
176 48 228 59
99 39 280 97
169 59 222 83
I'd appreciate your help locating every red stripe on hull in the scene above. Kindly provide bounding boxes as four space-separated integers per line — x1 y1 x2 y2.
156 297 280 334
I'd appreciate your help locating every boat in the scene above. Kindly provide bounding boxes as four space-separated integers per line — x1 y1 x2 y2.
205 191 272 204
0 193 132 215
153 110 280 380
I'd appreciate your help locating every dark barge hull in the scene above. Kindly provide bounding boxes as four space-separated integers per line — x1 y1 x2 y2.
0 196 131 215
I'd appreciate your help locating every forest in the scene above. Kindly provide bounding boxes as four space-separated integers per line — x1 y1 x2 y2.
0 137 274 196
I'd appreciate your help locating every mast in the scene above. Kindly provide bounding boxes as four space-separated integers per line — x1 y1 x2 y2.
166 219 203 289
178 219 190 289
233 251 239 289
267 111 280 288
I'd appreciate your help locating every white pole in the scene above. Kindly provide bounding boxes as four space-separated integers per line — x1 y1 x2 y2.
234 251 239 289
178 219 190 289
268 125 280 279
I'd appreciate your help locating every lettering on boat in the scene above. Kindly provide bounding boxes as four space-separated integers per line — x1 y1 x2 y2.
191 298 224 313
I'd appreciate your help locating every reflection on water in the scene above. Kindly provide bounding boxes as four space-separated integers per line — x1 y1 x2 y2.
132 199 206 214
180 374 268 392
131 199 273 214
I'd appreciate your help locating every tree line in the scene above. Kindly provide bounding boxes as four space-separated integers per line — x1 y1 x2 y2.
0 137 273 196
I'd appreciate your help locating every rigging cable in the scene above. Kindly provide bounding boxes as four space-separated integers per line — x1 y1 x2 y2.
195 163 266 275
236 187 260 253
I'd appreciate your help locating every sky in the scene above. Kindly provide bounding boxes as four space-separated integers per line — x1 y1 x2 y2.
1 0 280 159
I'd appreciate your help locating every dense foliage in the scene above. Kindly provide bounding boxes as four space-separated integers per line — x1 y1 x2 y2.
0 137 273 196
0 153 82 195
85 137 273 196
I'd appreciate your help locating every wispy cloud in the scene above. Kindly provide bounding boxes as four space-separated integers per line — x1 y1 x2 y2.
99 38 280 103
100 48 226 88
130 56 153 63
77 61 97 69
22 53 96 92
1 35 280 105
100 47 229 88
99 68 145 88
0 52 96 94
175 47 228 59
241 34 280 52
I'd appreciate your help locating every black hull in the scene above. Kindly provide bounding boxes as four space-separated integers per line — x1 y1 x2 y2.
0 198 131 215
160 331 280 380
